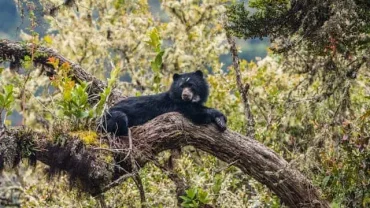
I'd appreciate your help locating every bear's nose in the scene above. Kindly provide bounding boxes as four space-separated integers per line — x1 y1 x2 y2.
182 88 193 101
182 93 191 101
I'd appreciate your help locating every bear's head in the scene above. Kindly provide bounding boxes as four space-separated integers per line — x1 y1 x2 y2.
169 70 209 104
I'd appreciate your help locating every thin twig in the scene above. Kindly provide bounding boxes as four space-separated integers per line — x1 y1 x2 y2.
225 32 255 138
150 155 187 207
214 160 240 173
99 172 136 194
134 175 146 208
96 194 107 208
128 128 146 208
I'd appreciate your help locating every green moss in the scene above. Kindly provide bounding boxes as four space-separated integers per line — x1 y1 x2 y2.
69 131 99 146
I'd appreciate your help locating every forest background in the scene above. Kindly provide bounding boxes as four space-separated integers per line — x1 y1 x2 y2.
0 0 370 207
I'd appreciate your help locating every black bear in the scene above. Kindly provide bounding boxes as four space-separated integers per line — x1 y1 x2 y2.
102 70 227 136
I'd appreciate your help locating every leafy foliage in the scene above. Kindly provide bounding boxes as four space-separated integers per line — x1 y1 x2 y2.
0 85 15 113
227 0 370 108
0 84 15 124
95 66 120 116
57 82 92 124
180 187 211 208
228 0 370 52
1 0 370 207
146 27 165 92
226 4 370 205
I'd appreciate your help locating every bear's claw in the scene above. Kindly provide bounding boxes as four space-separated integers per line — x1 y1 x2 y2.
215 117 227 131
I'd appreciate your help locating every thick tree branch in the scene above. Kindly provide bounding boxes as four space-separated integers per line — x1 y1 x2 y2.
1 113 329 208
0 39 122 105
0 39 328 207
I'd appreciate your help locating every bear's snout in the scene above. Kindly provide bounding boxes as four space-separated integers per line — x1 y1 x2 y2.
182 87 193 101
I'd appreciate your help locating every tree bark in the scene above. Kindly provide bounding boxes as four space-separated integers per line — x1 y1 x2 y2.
0 39 329 207
130 113 328 208
0 113 329 208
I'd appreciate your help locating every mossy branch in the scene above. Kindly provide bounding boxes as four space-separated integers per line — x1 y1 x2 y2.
1 113 329 208
0 39 122 105
0 39 329 207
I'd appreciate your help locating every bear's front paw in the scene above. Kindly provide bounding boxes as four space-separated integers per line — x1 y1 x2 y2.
215 115 227 131
206 109 227 132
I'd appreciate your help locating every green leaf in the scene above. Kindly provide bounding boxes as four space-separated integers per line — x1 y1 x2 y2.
154 50 164 70
146 27 162 52
180 202 190 208
212 174 223 194
151 61 159 73
4 84 13 94
179 196 191 201
153 73 161 84
108 67 120 85
322 175 331 187
0 85 14 109
0 94 4 106
186 188 197 199
149 28 160 51
191 201 199 207
198 190 210 204
80 111 90 119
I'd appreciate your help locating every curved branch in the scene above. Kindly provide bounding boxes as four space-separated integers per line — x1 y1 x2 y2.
0 39 122 104
130 113 329 208
1 113 329 208
0 39 328 207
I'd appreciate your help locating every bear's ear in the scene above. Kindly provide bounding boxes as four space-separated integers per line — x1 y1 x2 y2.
195 70 203 77
173 73 180 80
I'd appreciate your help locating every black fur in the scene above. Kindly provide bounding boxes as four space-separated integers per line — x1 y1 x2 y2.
102 70 227 136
